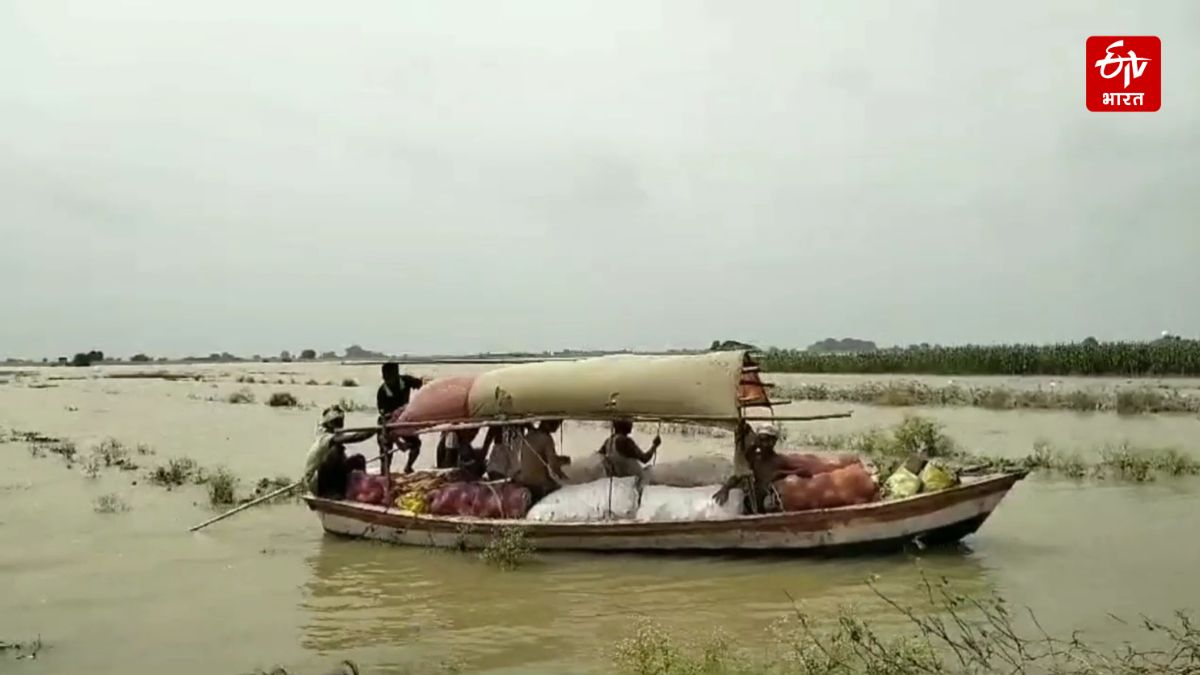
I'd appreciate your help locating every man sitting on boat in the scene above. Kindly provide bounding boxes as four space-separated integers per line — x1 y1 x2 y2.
304 405 377 499
712 423 798 512
598 419 661 480
511 419 570 500
377 362 425 474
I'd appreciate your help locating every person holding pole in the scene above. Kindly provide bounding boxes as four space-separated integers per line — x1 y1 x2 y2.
303 405 376 498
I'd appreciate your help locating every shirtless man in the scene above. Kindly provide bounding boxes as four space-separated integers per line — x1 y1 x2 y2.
512 420 569 500
713 422 809 513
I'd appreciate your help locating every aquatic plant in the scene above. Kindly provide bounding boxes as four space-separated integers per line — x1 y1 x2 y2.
341 378 359 387
611 572 1200 675
46 440 78 462
148 457 200 487
0 635 43 661
267 391 299 408
236 375 257 384
335 397 372 413
94 438 138 470
228 388 256 404
94 493 130 513
480 527 534 570
760 339 1200 376
81 454 103 478
774 381 1198 415
799 417 1199 482
204 466 239 506
305 378 320 386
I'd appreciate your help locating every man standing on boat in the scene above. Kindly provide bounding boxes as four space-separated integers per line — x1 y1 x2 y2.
377 362 425 474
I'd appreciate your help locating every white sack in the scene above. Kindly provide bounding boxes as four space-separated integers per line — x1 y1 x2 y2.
635 485 743 522
525 476 640 522
645 456 734 487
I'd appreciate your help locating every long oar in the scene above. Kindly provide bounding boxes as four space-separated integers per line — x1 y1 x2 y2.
188 450 390 533
188 480 301 532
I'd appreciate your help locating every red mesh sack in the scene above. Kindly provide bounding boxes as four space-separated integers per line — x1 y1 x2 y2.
774 463 878 512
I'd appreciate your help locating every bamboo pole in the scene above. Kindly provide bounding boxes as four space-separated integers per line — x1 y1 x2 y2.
188 481 301 532
189 450 390 533
340 411 853 436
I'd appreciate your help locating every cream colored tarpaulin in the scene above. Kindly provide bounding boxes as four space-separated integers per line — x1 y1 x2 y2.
466 351 744 424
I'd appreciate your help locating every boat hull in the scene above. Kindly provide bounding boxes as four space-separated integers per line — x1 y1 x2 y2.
304 472 1024 554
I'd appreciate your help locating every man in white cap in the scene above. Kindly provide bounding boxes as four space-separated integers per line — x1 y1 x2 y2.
714 420 803 513
303 405 377 498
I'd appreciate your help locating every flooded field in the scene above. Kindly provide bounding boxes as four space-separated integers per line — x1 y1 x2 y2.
2 363 1199 674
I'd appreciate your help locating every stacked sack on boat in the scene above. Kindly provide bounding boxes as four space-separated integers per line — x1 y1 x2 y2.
882 457 960 499
347 471 392 506
771 452 879 512
427 482 533 519
389 470 460 514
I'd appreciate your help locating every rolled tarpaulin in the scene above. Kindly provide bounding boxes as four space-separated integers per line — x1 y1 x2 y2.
465 351 744 421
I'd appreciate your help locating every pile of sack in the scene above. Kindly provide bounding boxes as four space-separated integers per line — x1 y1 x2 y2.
883 458 959 499
390 470 460 514
771 461 877 512
427 482 533 519
347 471 392 505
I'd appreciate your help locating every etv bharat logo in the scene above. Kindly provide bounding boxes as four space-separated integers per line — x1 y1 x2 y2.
1086 36 1161 112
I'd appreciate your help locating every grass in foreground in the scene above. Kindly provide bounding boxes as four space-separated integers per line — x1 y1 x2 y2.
612 572 1200 674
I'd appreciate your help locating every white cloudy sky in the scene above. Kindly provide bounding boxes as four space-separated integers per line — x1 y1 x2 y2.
2 1 1197 358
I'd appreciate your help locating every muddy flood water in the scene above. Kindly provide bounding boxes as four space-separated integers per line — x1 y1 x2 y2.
2 363 1199 674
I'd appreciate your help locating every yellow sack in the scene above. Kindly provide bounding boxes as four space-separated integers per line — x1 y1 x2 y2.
884 467 922 499
919 462 959 492
395 490 429 514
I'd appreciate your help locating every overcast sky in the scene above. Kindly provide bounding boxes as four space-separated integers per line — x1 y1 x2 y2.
2 1 1197 358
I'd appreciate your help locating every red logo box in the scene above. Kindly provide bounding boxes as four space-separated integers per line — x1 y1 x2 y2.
1086 36 1160 112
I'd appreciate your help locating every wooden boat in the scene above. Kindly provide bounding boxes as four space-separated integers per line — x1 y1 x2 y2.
304 351 1027 554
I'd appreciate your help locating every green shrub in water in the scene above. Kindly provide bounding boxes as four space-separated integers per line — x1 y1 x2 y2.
94 493 130 514
148 457 200 487
204 466 239 506
480 527 534 570
267 391 299 408
227 388 256 404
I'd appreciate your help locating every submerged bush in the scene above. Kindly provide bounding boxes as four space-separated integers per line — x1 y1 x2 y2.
267 392 299 408
204 466 239 506
335 397 372 413
480 527 534 570
777 380 1198 415
800 417 1200 483
94 438 137 471
227 388 256 404
94 493 130 514
148 457 200 487
341 378 359 388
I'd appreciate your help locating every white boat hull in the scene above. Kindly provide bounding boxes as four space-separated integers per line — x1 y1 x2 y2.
305 472 1024 554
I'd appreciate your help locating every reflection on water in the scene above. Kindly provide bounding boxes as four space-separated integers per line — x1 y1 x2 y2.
300 534 995 672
